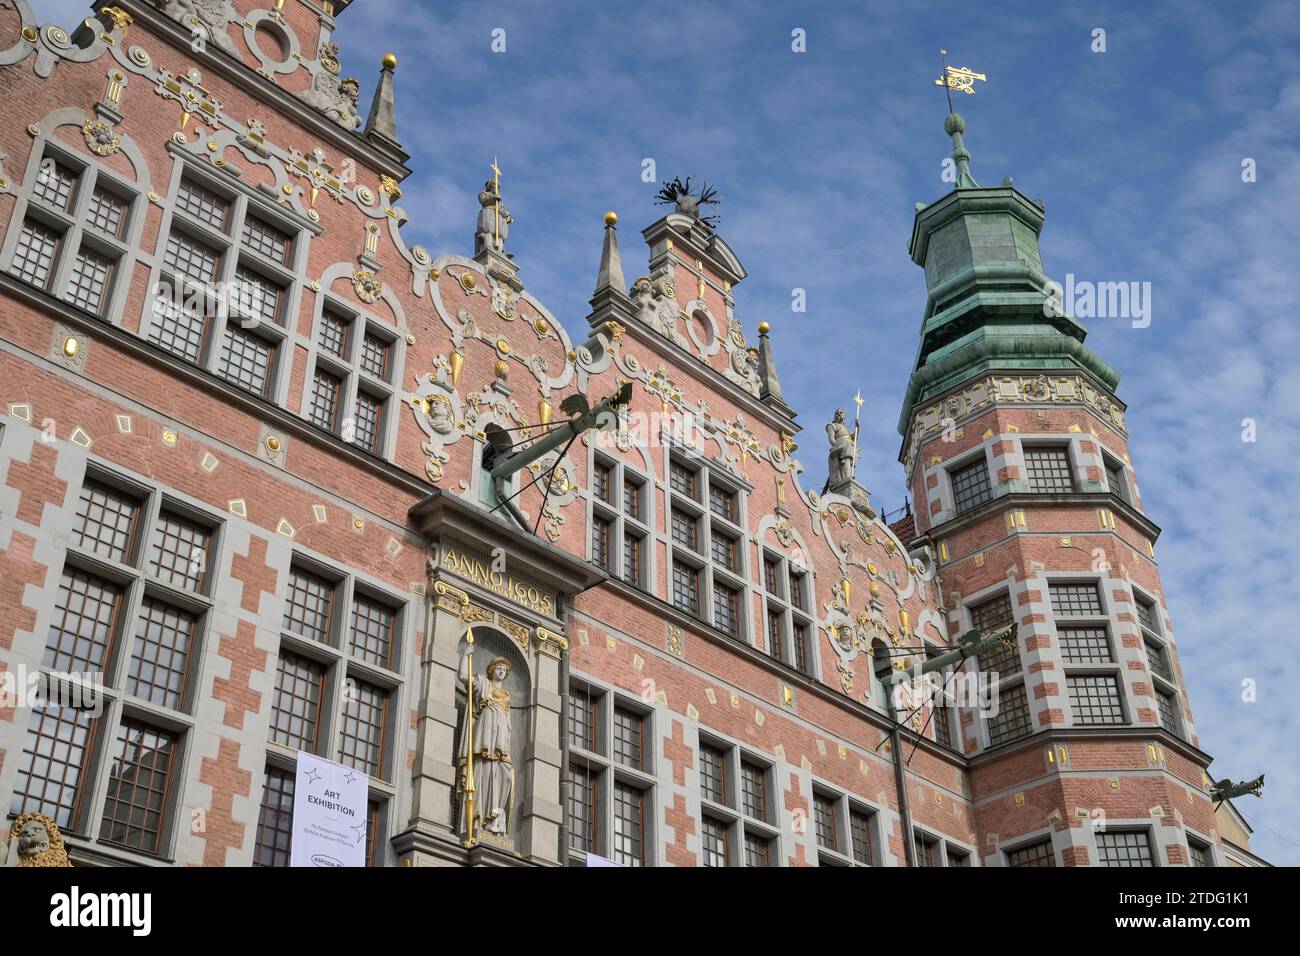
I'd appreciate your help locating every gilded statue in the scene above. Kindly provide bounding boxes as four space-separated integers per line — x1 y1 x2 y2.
457 654 515 837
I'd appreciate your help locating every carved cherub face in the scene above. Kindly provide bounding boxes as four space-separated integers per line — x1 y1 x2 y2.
17 820 50 858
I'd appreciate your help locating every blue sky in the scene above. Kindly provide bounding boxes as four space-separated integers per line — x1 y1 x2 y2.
33 0 1300 863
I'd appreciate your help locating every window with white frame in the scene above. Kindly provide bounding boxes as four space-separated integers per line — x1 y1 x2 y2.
950 456 993 514
7 469 220 859
1051 582 1126 727
587 452 650 590
253 557 404 866
306 300 400 455
696 736 780 867
5 145 137 318
665 452 748 641
565 682 654 866
1023 445 1075 493
1096 830 1155 867
812 786 881 867
761 549 814 675
1135 590 1182 738
145 167 306 401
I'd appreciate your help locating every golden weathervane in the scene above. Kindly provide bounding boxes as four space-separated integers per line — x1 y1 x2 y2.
934 49 986 109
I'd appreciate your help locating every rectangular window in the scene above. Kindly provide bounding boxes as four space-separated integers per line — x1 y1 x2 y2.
913 832 937 867
366 801 382 867
253 766 295 867
1156 688 1180 736
98 720 176 854
740 761 768 821
149 512 210 592
669 461 697 500
1050 582 1104 616
612 707 643 770
789 572 806 610
1188 840 1212 868
283 567 334 643
1135 595 1158 633
623 476 643 521
951 458 993 513
353 391 383 452
218 325 275 396
699 744 727 805
709 485 736 523
947 847 971 867
176 178 229 230
349 596 395 668
850 810 874 865
622 533 642 587
591 461 611 503
671 563 698 615
670 508 698 550
712 582 739 637
73 480 141 563
744 831 772 867
1097 831 1154 867
569 690 596 751
8 705 97 827
1145 640 1173 682
9 219 60 288
270 651 325 751
591 514 611 570
45 568 121 674
309 368 342 431
1068 674 1125 725
971 593 1018 676
359 332 392 381
1106 461 1126 499
127 598 197 710
767 609 784 661
568 765 596 853
701 816 729 866
233 267 283 325
148 291 207 362
338 678 387 778
33 161 79 210
241 215 291 263
65 246 114 314
611 783 645 867
813 794 838 851
933 696 953 748
763 557 781 596
709 530 737 571
318 310 350 356
988 683 1033 746
793 622 810 674
164 230 221 284
1058 625 1114 664
1007 838 1056 867
1024 447 1074 493
86 187 129 238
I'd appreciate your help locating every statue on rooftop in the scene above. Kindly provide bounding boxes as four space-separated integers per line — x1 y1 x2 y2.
655 176 721 228
159 0 239 59
826 408 856 488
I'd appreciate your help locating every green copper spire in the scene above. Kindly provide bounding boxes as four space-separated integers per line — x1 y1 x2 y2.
945 112 980 188
897 114 1119 435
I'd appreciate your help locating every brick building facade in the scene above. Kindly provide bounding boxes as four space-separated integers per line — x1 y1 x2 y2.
0 0 1241 867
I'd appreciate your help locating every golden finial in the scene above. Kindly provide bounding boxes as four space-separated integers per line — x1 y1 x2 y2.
382 52 398 70
757 320 771 335
604 210 618 226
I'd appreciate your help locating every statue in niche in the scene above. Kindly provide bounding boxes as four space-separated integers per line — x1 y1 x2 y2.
160 0 240 58
475 180 512 256
457 654 515 838
3 812 71 867
297 72 362 131
826 408 856 487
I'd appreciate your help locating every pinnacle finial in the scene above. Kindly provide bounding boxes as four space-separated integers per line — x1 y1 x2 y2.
382 52 397 70
604 210 618 226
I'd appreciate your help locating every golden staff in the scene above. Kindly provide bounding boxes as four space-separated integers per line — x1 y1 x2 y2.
851 389 864 472
462 626 477 848
490 158 502 249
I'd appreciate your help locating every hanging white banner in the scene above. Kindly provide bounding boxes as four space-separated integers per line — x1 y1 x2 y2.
290 754 369 867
